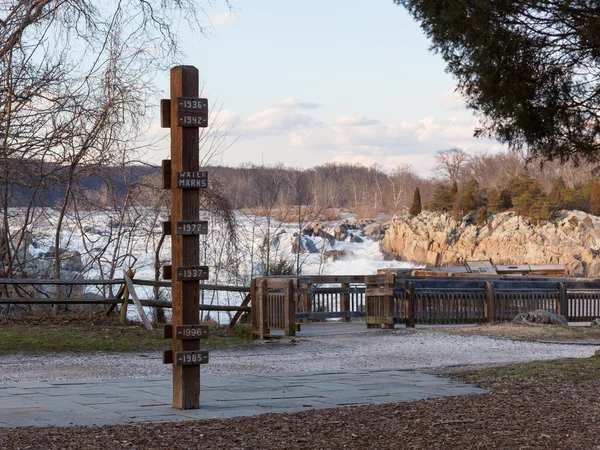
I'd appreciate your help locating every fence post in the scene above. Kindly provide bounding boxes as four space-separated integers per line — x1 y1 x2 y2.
406 281 416 328
558 282 568 319
260 278 268 339
383 273 395 329
302 281 312 323
119 276 130 325
485 281 495 323
284 279 296 336
251 278 265 340
341 282 350 323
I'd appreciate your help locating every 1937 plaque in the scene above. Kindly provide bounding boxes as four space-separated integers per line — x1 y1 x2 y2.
176 266 209 281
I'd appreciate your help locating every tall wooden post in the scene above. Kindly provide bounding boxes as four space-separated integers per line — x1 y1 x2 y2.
172 66 200 410
161 65 210 410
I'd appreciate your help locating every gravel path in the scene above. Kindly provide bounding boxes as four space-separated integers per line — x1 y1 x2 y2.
1 330 598 383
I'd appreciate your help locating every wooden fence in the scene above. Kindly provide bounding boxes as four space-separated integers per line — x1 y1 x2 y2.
251 275 600 339
0 276 251 329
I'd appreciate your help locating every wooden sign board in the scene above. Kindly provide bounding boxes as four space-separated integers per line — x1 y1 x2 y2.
175 324 209 340
177 171 208 189
176 220 208 235
177 97 208 127
466 260 497 275
176 265 209 281
175 350 209 366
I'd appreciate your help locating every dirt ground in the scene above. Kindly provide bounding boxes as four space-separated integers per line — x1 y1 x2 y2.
1 380 599 449
2 322 600 449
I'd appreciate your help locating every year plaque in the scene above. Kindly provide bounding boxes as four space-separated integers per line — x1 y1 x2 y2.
177 97 208 127
177 171 208 189
176 266 209 281
175 350 209 366
175 324 209 340
176 220 208 235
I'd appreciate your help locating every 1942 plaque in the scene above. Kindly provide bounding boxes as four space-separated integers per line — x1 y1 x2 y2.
177 171 208 189
176 265 209 281
176 220 208 235
175 350 209 366
177 97 208 127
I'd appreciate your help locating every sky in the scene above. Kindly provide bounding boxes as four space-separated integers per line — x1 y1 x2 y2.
143 0 507 177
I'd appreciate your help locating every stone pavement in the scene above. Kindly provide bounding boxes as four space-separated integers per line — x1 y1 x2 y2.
0 369 486 428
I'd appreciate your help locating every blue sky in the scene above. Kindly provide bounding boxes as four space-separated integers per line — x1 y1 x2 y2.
144 0 506 176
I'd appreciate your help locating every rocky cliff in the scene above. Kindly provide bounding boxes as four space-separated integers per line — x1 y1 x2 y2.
381 211 600 277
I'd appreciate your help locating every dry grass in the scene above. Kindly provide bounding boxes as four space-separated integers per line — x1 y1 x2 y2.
424 321 600 342
319 208 342 221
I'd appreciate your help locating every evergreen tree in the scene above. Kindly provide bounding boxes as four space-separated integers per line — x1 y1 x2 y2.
450 180 458 196
548 177 568 211
590 179 600 216
457 179 479 212
409 187 422 216
476 206 488 226
486 188 501 212
397 0 600 164
508 175 547 220
425 184 454 212
566 179 595 212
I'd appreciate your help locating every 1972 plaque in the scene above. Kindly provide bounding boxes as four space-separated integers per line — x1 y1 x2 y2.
176 220 208 235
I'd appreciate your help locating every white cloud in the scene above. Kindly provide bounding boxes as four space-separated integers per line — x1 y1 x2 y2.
213 97 508 175
233 98 323 136
436 88 467 111
209 11 238 26
276 98 324 109
210 109 241 130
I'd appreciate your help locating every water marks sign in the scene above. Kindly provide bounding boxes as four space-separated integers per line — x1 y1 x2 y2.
177 171 208 188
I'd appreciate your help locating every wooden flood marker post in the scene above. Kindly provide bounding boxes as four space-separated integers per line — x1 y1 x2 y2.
160 65 210 410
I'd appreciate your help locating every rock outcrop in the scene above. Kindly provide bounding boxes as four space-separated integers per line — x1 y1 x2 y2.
513 309 569 325
381 211 600 277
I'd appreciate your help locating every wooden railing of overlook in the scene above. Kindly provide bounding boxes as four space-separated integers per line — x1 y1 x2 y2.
250 274 600 339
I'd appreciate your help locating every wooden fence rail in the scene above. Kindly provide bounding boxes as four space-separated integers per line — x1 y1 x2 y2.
0 277 251 328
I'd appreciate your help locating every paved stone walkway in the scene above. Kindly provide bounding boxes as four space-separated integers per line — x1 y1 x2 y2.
0 369 485 428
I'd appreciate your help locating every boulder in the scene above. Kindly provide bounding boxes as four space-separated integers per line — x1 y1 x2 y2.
513 309 568 325
363 222 387 238
333 224 348 241
591 318 600 328
313 227 336 247
292 235 319 254
381 211 600 277
350 234 363 243
324 250 354 261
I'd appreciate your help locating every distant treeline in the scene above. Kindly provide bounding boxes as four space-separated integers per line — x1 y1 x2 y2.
6 150 600 220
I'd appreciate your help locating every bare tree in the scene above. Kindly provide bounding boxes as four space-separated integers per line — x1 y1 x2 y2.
434 148 469 183
0 0 231 283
